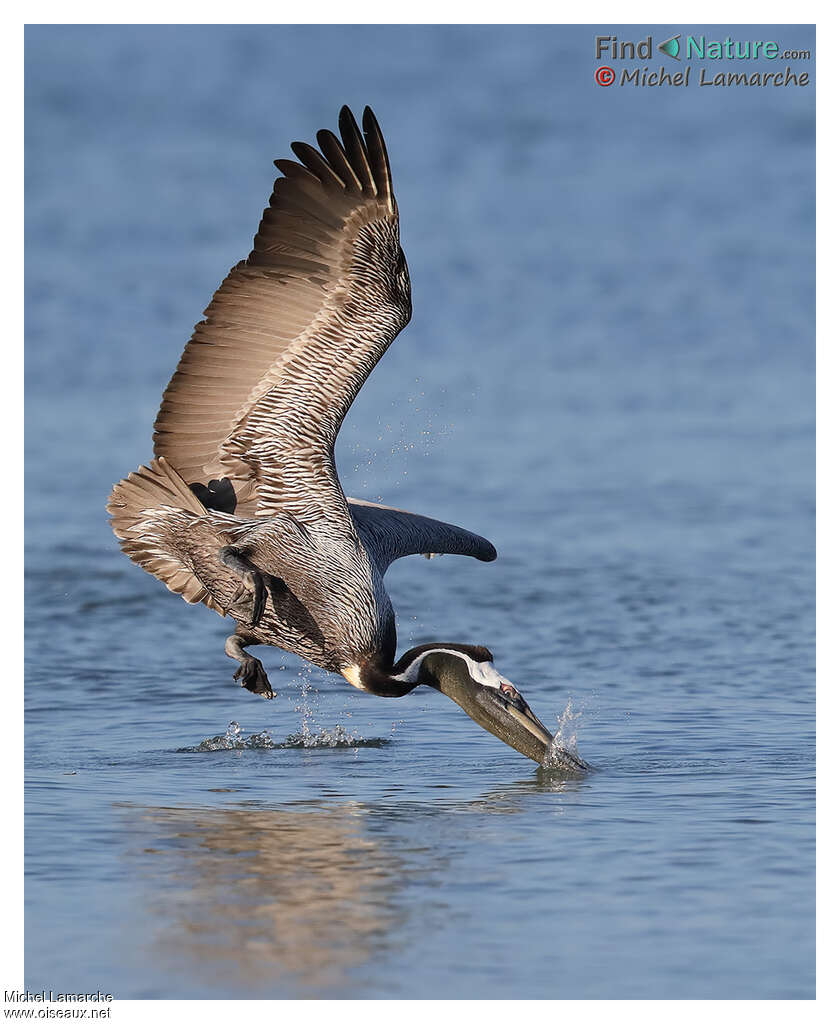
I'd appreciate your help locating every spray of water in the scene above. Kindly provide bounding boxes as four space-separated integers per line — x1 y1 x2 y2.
291 668 317 745
181 670 392 753
180 719 390 753
544 698 590 771
188 721 275 751
283 724 389 749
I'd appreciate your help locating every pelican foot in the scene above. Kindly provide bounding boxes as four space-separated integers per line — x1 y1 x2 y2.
234 657 276 699
219 546 268 627
247 572 267 628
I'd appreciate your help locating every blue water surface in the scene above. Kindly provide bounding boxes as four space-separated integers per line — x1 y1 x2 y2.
24 24 814 999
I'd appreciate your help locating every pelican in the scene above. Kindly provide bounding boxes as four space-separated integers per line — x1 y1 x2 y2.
108 105 568 765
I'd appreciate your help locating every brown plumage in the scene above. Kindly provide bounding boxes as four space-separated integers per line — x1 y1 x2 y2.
105 106 571 767
108 105 497 699
152 106 406 523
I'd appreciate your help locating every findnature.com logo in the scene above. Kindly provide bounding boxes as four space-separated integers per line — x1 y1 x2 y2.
594 32 812 88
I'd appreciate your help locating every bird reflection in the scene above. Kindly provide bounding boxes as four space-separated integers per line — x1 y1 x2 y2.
462 769 588 815
125 802 406 995
121 772 585 995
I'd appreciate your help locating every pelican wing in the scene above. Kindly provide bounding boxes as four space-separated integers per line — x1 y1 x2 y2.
153 106 411 522
107 457 258 616
348 498 497 572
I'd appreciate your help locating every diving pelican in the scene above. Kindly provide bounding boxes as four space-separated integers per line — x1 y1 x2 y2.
108 105 569 765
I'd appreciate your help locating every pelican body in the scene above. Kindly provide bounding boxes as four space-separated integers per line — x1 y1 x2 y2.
108 105 567 765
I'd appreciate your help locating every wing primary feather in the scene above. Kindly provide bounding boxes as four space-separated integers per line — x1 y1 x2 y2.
289 141 346 189
272 159 321 185
348 500 497 570
258 188 344 233
362 107 394 213
315 129 363 191
338 105 376 196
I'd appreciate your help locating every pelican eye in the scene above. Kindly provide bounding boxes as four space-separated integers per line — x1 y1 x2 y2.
500 682 518 698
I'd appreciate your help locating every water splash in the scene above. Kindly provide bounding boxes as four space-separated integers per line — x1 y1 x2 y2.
282 725 390 749
291 670 317 745
344 380 456 493
179 720 390 753
543 699 590 771
183 721 275 752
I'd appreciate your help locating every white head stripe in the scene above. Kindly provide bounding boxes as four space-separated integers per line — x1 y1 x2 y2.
394 649 514 690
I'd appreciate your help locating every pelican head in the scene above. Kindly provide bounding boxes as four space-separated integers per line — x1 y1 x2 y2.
391 644 557 764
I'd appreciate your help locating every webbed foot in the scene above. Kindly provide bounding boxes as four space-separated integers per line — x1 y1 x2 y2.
233 656 276 699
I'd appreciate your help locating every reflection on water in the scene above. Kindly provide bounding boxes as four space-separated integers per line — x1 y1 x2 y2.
123 802 407 994
118 779 585 995
467 773 588 815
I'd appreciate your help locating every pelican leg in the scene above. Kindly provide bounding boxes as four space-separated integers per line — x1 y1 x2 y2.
224 634 276 699
219 546 267 627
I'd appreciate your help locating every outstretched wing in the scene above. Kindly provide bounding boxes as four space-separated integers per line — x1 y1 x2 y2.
153 106 411 525
348 498 497 574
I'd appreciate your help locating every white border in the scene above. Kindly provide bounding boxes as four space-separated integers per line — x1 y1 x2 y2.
10 7 827 1022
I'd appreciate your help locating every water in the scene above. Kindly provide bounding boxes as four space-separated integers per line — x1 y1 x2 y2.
24 25 814 999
